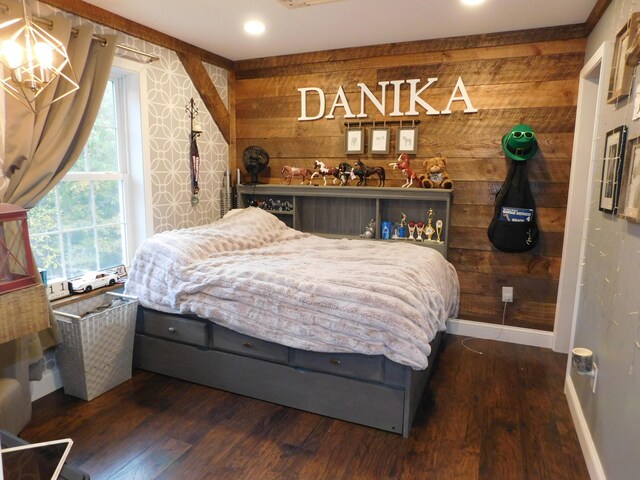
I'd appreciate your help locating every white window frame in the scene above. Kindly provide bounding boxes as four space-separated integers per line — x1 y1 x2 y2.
29 56 150 280
112 56 153 252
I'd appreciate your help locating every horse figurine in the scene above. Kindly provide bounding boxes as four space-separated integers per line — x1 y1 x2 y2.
281 165 312 185
335 162 352 186
351 160 385 187
310 160 341 186
390 154 419 188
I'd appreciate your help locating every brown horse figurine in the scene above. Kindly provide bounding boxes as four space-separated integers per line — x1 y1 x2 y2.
281 165 312 185
390 154 419 188
352 160 385 187
335 162 352 186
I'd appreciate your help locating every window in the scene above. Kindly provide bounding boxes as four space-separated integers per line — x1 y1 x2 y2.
29 63 143 281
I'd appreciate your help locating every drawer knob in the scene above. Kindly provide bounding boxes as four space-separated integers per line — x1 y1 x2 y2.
330 359 341 366
168 327 177 333
242 342 253 348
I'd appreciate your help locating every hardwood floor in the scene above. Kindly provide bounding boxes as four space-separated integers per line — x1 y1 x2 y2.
21 335 589 480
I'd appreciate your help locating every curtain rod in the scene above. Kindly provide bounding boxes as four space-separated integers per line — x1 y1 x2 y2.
0 2 159 63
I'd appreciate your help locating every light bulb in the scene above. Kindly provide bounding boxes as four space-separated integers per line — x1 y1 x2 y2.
34 42 53 68
35 42 53 84
244 20 265 35
2 40 24 69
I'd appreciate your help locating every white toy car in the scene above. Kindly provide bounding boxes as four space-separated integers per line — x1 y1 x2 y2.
69 271 118 293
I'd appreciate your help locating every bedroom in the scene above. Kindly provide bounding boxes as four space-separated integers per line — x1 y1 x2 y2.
0 0 636 478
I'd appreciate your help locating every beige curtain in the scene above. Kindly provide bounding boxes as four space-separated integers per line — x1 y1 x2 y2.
0 0 117 409
1 6 118 206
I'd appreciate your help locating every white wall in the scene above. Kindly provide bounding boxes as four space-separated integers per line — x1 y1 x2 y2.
570 2 640 479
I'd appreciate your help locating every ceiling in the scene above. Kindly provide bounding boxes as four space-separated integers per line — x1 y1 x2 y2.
80 0 597 62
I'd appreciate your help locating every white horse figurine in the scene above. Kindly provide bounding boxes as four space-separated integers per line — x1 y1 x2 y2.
310 160 340 186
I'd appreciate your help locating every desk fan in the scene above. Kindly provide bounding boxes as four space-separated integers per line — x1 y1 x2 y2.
242 146 270 184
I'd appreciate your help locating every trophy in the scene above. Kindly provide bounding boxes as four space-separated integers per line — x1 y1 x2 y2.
395 212 407 239
424 209 435 241
416 221 424 241
408 221 416 240
436 219 443 243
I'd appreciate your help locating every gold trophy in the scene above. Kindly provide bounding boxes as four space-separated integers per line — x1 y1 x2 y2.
424 209 435 241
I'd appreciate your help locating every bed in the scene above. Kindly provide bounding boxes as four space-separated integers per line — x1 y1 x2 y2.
126 207 459 436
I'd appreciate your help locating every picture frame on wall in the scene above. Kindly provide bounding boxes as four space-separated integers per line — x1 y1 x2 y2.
396 126 418 154
624 12 640 68
632 85 640 121
607 21 634 104
599 125 628 214
345 127 365 155
369 127 390 154
617 135 640 222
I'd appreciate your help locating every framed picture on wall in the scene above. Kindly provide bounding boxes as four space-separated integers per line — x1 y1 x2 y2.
345 127 365 154
369 127 390 154
599 125 628 214
617 135 640 222
632 85 640 121
607 21 634 104
625 12 640 67
396 126 418 154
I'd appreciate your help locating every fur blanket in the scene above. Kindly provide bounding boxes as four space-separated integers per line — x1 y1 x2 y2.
125 208 459 369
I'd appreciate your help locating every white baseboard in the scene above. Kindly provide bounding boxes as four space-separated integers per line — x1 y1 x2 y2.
565 375 606 480
446 318 553 349
29 366 63 402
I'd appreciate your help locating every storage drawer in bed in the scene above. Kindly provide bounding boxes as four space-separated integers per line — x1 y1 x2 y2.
212 325 289 364
290 350 384 383
141 311 208 347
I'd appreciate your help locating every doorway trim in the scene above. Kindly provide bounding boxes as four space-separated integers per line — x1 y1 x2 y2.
553 41 610 353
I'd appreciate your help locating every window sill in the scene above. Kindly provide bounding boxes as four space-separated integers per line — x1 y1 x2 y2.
50 281 125 309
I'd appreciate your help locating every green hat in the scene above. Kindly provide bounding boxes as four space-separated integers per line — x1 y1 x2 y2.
502 124 538 161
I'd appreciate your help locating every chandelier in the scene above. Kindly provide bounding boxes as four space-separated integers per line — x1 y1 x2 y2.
0 0 79 112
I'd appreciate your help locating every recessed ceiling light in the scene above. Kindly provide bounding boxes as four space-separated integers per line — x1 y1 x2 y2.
244 20 266 35
461 0 485 5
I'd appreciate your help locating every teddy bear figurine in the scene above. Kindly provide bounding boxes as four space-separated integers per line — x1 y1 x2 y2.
420 157 453 189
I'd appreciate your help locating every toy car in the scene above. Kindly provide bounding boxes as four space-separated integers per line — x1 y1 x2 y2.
69 271 118 293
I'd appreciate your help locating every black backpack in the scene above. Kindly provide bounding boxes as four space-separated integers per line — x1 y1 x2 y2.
487 160 539 252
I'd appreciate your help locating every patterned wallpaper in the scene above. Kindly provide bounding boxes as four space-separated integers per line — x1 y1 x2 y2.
38 1 230 234
144 53 228 233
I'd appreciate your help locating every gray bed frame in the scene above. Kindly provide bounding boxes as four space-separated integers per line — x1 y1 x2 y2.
133 307 444 437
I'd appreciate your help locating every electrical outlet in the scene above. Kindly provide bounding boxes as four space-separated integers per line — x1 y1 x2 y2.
502 286 513 303
591 362 598 393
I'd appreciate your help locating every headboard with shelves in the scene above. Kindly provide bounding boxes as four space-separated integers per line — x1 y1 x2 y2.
236 185 453 258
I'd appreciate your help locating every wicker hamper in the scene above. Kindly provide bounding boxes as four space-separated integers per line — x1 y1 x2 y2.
54 292 138 401
0 284 50 343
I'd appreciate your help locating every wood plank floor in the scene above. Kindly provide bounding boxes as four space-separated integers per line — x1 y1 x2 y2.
21 335 589 480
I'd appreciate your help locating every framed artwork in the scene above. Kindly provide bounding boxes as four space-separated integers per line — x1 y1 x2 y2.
396 126 418 154
345 127 365 154
369 127 390 154
624 12 640 67
607 21 634 104
632 84 640 121
618 135 640 222
599 125 627 214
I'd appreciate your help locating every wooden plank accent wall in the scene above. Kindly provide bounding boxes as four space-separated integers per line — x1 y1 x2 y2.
234 26 586 331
